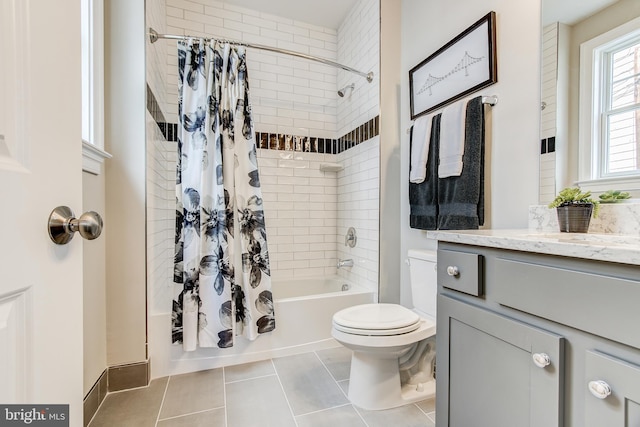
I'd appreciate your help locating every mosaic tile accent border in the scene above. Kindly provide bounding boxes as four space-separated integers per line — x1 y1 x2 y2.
146 84 165 125
149 99 380 155
256 116 379 155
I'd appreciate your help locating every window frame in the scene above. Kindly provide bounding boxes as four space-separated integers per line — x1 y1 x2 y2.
578 15 640 193
81 0 111 175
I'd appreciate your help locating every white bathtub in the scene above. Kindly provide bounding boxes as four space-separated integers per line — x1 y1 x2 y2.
151 276 376 377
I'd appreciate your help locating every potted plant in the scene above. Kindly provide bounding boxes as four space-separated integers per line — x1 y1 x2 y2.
548 187 599 233
599 190 631 203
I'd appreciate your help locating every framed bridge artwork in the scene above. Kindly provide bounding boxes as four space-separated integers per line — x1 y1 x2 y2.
409 11 497 120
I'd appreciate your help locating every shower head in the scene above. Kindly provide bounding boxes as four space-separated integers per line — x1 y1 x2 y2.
338 83 355 97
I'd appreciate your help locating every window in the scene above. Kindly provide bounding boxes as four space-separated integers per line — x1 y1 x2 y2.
81 0 110 174
601 38 640 176
579 16 640 192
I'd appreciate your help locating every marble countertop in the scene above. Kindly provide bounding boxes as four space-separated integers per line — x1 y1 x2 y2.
426 229 640 266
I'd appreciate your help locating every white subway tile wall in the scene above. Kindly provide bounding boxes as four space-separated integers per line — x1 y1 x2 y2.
540 23 557 205
147 0 380 299
258 149 339 280
336 0 380 138
336 137 380 295
146 0 175 317
163 0 339 140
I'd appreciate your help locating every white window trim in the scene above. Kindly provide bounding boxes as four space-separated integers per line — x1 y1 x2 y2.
578 15 640 193
82 0 110 175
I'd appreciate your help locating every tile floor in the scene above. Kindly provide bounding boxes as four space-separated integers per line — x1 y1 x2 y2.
88 346 436 427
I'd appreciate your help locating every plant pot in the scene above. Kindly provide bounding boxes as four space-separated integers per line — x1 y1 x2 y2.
556 204 593 233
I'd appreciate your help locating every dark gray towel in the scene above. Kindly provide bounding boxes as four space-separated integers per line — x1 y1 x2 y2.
409 114 440 230
437 96 484 230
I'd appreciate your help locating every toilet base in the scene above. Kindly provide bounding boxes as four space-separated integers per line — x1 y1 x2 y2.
348 351 436 410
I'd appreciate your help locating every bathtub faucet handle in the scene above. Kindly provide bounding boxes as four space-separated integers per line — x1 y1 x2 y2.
337 259 354 269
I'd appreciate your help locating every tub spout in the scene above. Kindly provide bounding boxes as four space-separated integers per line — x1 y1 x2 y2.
337 259 354 269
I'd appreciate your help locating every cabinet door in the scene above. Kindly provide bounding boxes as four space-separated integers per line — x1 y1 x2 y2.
585 350 640 426
436 295 564 427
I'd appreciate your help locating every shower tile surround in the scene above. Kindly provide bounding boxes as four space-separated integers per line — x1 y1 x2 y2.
149 0 380 287
143 0 381 382
87 347 436 427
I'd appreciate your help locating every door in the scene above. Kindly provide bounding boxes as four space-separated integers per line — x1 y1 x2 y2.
436 294 564 427
585 350 640 426
0 0 84 424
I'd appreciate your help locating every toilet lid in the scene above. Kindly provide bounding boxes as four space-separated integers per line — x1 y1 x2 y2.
332 304 421 336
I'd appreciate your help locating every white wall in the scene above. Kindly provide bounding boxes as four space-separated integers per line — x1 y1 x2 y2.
398 0 541 306
82 171 107 395
379 0 403 303
104 0 147 365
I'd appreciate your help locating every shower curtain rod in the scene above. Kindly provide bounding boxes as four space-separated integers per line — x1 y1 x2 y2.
148 28 374 83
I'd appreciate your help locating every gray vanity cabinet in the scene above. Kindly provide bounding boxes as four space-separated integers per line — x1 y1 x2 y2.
436 294 564 427
435 241 640 427
584 350 640 426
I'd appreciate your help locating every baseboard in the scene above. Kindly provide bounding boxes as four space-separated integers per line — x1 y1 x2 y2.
82 360 150 426
107 360 150 392
83 369 107 427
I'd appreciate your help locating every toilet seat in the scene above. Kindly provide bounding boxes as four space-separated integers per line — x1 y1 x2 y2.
333 303 421 336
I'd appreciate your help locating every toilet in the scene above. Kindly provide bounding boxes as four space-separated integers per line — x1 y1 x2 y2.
331 249 437 410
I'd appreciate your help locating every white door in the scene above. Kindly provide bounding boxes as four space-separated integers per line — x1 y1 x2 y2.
0 0 84 424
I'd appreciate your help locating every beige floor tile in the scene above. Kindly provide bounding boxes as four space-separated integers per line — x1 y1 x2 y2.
226 375 296 427
357 403 435 427
296 405 366 427
159 369 224 420
315 346 352 381
157 408 225 427
273 352 348 416
225 359 275 383
88 377 168 427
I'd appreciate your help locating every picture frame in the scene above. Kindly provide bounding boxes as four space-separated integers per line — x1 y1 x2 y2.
409 11 497 120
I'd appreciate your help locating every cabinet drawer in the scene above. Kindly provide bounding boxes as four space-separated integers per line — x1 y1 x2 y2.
494 258 640 349
437 249 483 296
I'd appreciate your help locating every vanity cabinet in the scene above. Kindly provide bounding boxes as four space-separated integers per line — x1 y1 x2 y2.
435 241 640 427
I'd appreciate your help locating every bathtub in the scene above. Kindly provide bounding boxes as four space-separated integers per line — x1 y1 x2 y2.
152 276 376 377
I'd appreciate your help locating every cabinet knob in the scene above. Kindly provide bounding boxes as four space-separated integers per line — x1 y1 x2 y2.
446 266 460 277
588 380 612 400
532 352 551 368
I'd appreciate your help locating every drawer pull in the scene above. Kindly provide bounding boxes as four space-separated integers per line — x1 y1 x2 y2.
588 380 612 399
446 266 460 277
532 353 551 368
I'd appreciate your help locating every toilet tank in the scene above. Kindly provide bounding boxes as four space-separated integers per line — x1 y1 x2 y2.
408 249 437 319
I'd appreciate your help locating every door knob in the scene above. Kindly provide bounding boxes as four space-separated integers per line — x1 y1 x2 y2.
48 206 103 245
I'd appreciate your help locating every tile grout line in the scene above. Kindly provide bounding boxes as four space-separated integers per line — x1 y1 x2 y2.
312 350 370 427
224 372 277 384
154 376 171 427
156 406 226 422
222 367 228 427
270 358 300 427
351 404 372 427
295 402 352 418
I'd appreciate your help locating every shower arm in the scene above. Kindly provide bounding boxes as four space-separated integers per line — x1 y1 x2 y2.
149 28 374 83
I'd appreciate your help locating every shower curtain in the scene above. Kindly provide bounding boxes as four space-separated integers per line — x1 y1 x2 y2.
173 39 275 351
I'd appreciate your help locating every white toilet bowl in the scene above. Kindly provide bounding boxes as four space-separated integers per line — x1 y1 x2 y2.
331 249 438 410
331 303 436 410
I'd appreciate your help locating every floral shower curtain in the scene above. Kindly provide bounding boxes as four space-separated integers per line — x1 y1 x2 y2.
173 39 274 351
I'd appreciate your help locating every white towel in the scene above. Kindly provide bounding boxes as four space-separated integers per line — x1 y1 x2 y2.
409 114 433 183
438 99 467 178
